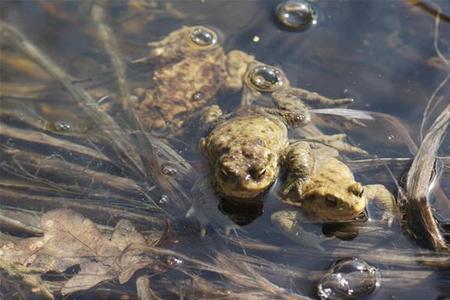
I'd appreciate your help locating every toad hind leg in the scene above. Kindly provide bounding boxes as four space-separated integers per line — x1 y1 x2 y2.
274 87 353 107
198 104 225 132
271 210 326 250
263 89 312 127
304 133 368 155
281 141 314 203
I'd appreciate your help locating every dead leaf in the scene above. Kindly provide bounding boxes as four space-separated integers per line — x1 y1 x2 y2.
0 209 160 295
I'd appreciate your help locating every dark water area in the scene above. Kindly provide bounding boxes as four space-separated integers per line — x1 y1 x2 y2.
1 1 449 299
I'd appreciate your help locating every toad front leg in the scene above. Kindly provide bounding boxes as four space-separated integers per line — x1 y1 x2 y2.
262 89 312 128
273 87 353 107
364 184 397 225
268 86 354 128
281 141 314 202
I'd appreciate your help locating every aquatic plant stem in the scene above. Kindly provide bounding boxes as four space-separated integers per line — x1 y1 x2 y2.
403 102 450 251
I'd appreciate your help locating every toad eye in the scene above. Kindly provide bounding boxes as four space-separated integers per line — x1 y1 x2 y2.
325 195 338 207
349 182 364 197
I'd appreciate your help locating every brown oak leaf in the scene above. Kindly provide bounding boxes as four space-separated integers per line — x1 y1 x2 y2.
0 209 159 295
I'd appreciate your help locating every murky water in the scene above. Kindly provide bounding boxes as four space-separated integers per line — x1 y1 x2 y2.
1 1 449 299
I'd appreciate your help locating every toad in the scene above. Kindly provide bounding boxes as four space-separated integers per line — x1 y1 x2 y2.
132 26 255 131
271 142 396 242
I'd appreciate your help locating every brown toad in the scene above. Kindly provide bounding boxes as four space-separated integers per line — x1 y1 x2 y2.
132 26 255 131
200 105 295 199
271 143 396 245
274 142 395 221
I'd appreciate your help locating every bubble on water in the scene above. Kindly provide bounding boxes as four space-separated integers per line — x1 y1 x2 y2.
190 26 217 47
152 126 172 139
276 0 317 30
317 257 380 299
161 163 178 176
247 65 285 92
159 194 170 205
192 91 205 101
52 121 72 132
6 138 15 146
166 255 183 267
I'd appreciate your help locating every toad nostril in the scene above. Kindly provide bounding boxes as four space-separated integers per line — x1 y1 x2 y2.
249 166 266 179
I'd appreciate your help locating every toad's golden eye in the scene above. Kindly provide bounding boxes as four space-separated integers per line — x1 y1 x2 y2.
189 26 218 48
349 182 364 197
246 64 285 92
325 195 338 207
359 188 364 197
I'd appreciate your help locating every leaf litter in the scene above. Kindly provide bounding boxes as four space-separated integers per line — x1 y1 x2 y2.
0 209 166 296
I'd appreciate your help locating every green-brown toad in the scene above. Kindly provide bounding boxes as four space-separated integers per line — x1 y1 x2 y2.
200 105 294 199
271 142 395 243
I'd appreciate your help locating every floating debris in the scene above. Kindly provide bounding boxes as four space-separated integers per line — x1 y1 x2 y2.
189 26 217 47
247 64 285 92
275 0 317 30
317 257 380 299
